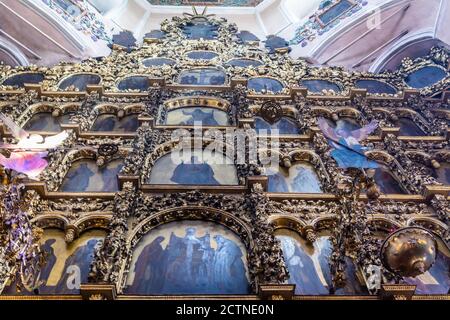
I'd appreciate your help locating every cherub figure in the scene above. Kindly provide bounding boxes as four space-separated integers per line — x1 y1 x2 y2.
317 117 379 169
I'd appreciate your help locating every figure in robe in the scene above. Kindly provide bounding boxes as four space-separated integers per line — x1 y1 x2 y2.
318 117 378 169
162 228 211 294
130 236 165 294
180 109 219 126
268 171 289 193
37 239 57 293
100 162 123 192
170 156 219 185
61 162 96 192
280 236 327 295
56 239 99 294
292 166 322 193
93 115 117 131
212 235 248 294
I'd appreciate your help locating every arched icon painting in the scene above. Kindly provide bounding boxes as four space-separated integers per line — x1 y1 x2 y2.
125 220 250 295
148 149 238 185
2 229 105 295
276 230 367 295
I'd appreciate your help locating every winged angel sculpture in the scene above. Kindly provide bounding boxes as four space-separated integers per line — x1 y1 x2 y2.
317 117 379 169
0 113 68 180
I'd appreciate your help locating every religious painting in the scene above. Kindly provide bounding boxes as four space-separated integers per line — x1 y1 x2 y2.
148 149 238 185
117 76 150 91
325 117 361 132
405 66 447 89
58 74 101 91
165 107 229 126
248 77 284 93
143 57 175 67
395 118 426 136
125 220 250 295
226 58 262 68
299 79 341 94
24 112 75 132
178 68 226 86
255 116 301 135
186 51 218 60
317 0 355 26
2 229 105 295
404 251 450 294
355 79 397 95
59 159 123 192
374 165 405 194
265 162 323 193
1 72 45 88
182 21 219 40
91 114 139 132
276 230 367 295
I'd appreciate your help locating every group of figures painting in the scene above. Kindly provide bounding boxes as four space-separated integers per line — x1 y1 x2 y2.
125 221 250 295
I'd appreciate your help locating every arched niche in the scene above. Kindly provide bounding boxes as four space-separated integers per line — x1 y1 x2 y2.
355 79 397 95
275 229 367 295
265 162 323 193
405 66 447 89
91 113 139 132
59 159 124 192
374 164 406 194
124 220 250 295
24 111 75 132
186 51 218 60
58 73 101 91
299 79 342 94
147 149 238 186
142 57 176 67
178 68 226 86
395 117 426 136
255 116 301 135
2 229 105 295
226 58 262 68
248 77 284 93
1 72 44 88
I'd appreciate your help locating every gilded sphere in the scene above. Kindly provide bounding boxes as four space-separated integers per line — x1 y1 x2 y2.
380 227 437 278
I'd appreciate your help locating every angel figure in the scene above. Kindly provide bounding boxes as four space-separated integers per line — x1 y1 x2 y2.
0 152 48 180
0 113 69 151
317 117 379 169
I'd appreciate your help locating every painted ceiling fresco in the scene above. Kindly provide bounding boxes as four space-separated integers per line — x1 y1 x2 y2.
148 0 264 6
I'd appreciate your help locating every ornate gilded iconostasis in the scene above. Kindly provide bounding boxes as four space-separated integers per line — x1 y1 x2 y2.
0 8 449 301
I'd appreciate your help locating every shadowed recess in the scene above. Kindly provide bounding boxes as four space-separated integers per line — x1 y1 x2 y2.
1 73 45 88
355 79 397 95
58 74 101 91
405 66 447 89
